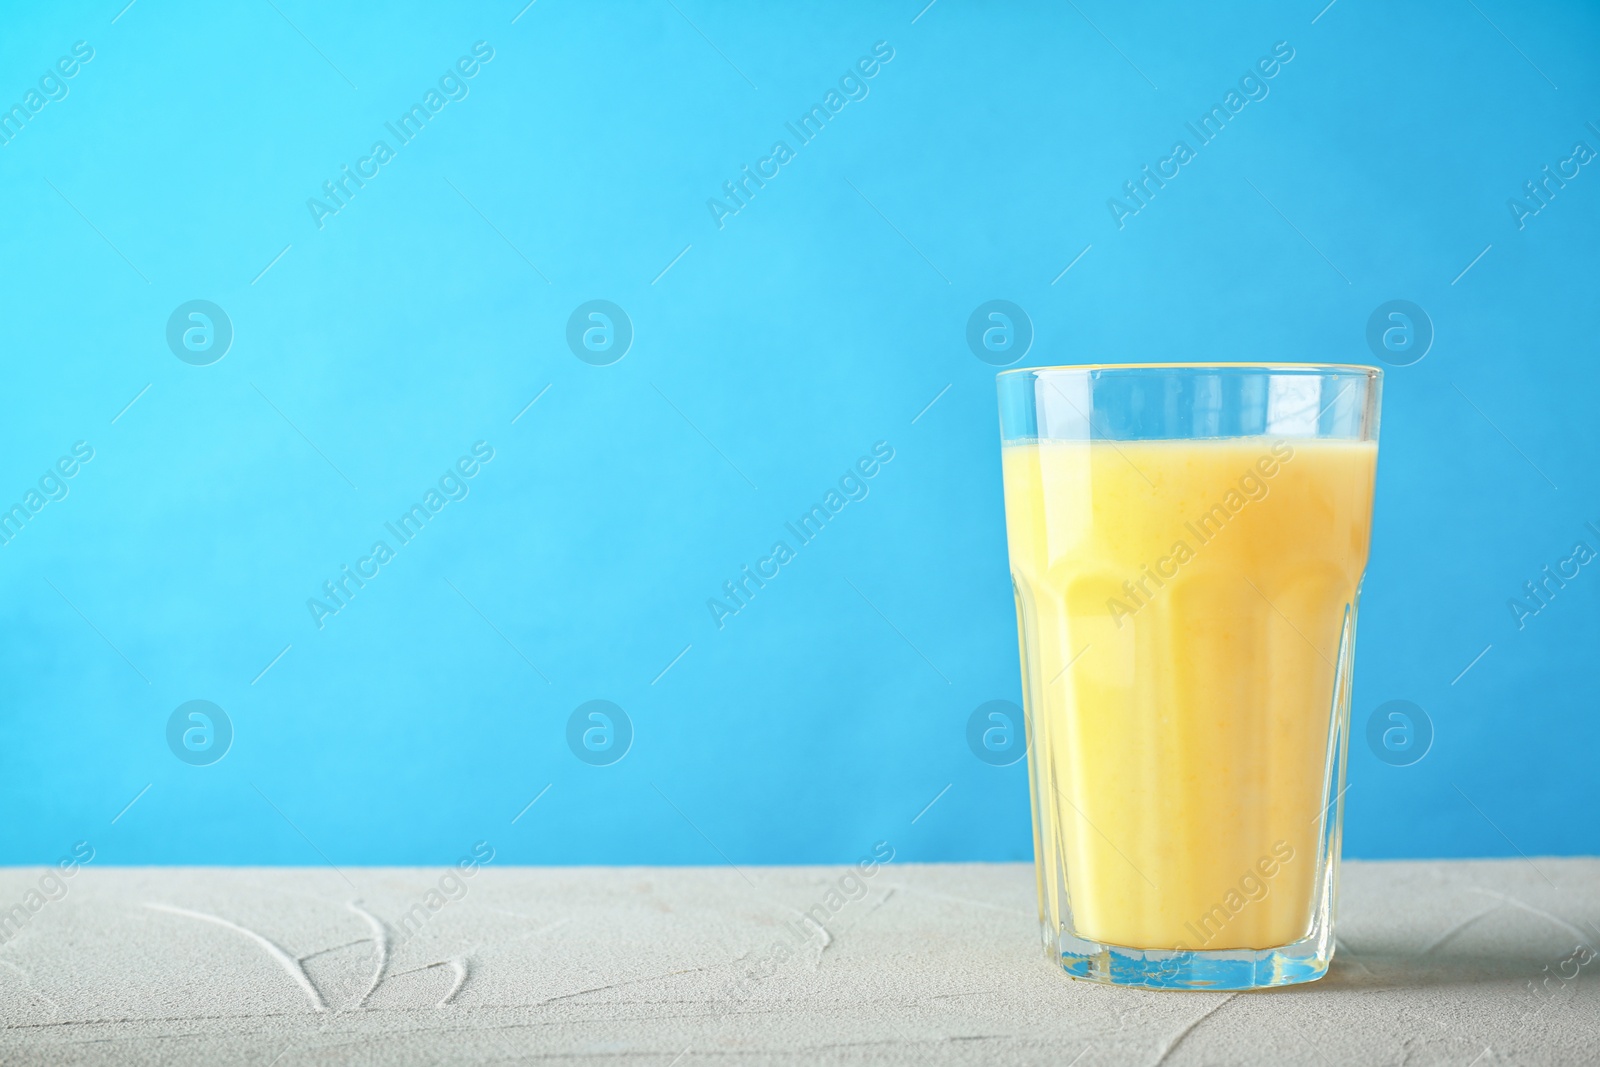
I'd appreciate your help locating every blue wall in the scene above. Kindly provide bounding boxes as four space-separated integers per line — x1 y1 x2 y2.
3 0 1596 867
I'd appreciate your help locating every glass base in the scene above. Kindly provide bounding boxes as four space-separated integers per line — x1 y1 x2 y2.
1049 926 1332 990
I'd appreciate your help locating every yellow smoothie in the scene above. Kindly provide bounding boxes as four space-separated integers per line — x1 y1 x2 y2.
1001 437 1377 951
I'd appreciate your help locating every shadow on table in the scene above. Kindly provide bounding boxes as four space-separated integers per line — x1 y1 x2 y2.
1307 940 1555 994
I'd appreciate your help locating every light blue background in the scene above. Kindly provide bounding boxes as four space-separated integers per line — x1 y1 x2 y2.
3 0 1596 867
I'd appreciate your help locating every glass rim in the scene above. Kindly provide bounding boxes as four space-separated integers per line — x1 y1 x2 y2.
996 362 1382 378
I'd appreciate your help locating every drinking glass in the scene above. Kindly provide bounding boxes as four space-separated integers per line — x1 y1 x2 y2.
996 363 1381 990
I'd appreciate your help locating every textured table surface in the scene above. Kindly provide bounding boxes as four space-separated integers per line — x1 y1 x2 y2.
1 860 1597 1065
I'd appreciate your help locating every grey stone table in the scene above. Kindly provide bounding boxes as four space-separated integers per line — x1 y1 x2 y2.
1 860 1597 1065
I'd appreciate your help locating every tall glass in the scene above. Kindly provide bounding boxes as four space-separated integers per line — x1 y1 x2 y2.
996 363 1381 990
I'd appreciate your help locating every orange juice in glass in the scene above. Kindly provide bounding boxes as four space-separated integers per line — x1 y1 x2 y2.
996 364 1380 989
